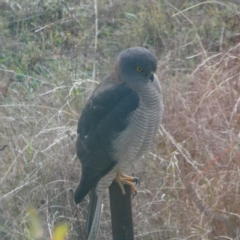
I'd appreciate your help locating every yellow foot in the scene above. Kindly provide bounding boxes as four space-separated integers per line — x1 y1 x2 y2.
114 171 140 197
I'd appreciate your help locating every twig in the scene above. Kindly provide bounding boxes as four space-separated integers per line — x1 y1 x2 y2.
181 162 239 236
64 2 81 25
160 125 201 172
92 0 98 82
190 143 235 184
161 126 239 236
0 145 8 151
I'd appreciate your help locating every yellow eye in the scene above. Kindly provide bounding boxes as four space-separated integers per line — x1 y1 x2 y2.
136 67 143 72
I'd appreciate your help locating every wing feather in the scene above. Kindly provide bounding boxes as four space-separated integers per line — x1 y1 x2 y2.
74 80 139 203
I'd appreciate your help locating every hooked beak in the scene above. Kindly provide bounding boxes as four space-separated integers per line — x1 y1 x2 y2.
149 72 154 82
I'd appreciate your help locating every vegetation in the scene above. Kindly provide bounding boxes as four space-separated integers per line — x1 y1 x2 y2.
0 0 240 239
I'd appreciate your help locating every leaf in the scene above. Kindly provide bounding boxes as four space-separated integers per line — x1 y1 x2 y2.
125 12 139 21
28 207 43 239
51 223 69 240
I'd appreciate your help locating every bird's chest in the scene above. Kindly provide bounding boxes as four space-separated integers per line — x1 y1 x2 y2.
112 83 163 169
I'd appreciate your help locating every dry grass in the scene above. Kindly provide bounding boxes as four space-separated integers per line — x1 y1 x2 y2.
152 44 240 239
0 0 240 239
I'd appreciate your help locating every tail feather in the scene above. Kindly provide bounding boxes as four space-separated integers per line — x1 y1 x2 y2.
85 189 102 240
85 189 98 238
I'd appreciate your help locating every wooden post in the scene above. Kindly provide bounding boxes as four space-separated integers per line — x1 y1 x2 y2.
109 181 134 240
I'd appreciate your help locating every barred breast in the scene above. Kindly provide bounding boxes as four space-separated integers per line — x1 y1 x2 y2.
96 74 163 196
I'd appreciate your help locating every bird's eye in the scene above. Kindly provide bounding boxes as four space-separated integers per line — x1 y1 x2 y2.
136 67 143 72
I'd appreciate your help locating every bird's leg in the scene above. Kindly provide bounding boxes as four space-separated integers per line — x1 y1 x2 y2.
114 171 140 196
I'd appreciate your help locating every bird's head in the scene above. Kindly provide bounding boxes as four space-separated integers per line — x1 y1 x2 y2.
114 47 157 87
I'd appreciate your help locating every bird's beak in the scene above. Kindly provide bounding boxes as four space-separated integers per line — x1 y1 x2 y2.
149 72 154 82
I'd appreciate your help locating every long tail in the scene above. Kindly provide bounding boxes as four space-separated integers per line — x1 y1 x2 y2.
85 188 102 240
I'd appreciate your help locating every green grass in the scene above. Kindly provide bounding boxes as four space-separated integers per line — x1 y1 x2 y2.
1 0 240 239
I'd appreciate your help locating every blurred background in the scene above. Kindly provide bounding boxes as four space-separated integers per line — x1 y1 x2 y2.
0 0 240 239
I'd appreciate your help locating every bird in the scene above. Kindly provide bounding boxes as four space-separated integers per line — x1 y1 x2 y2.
74 46 164 239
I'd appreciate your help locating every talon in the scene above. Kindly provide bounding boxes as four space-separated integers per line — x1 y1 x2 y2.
132 191 137 199
114 171 140 196
133 177 140 186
